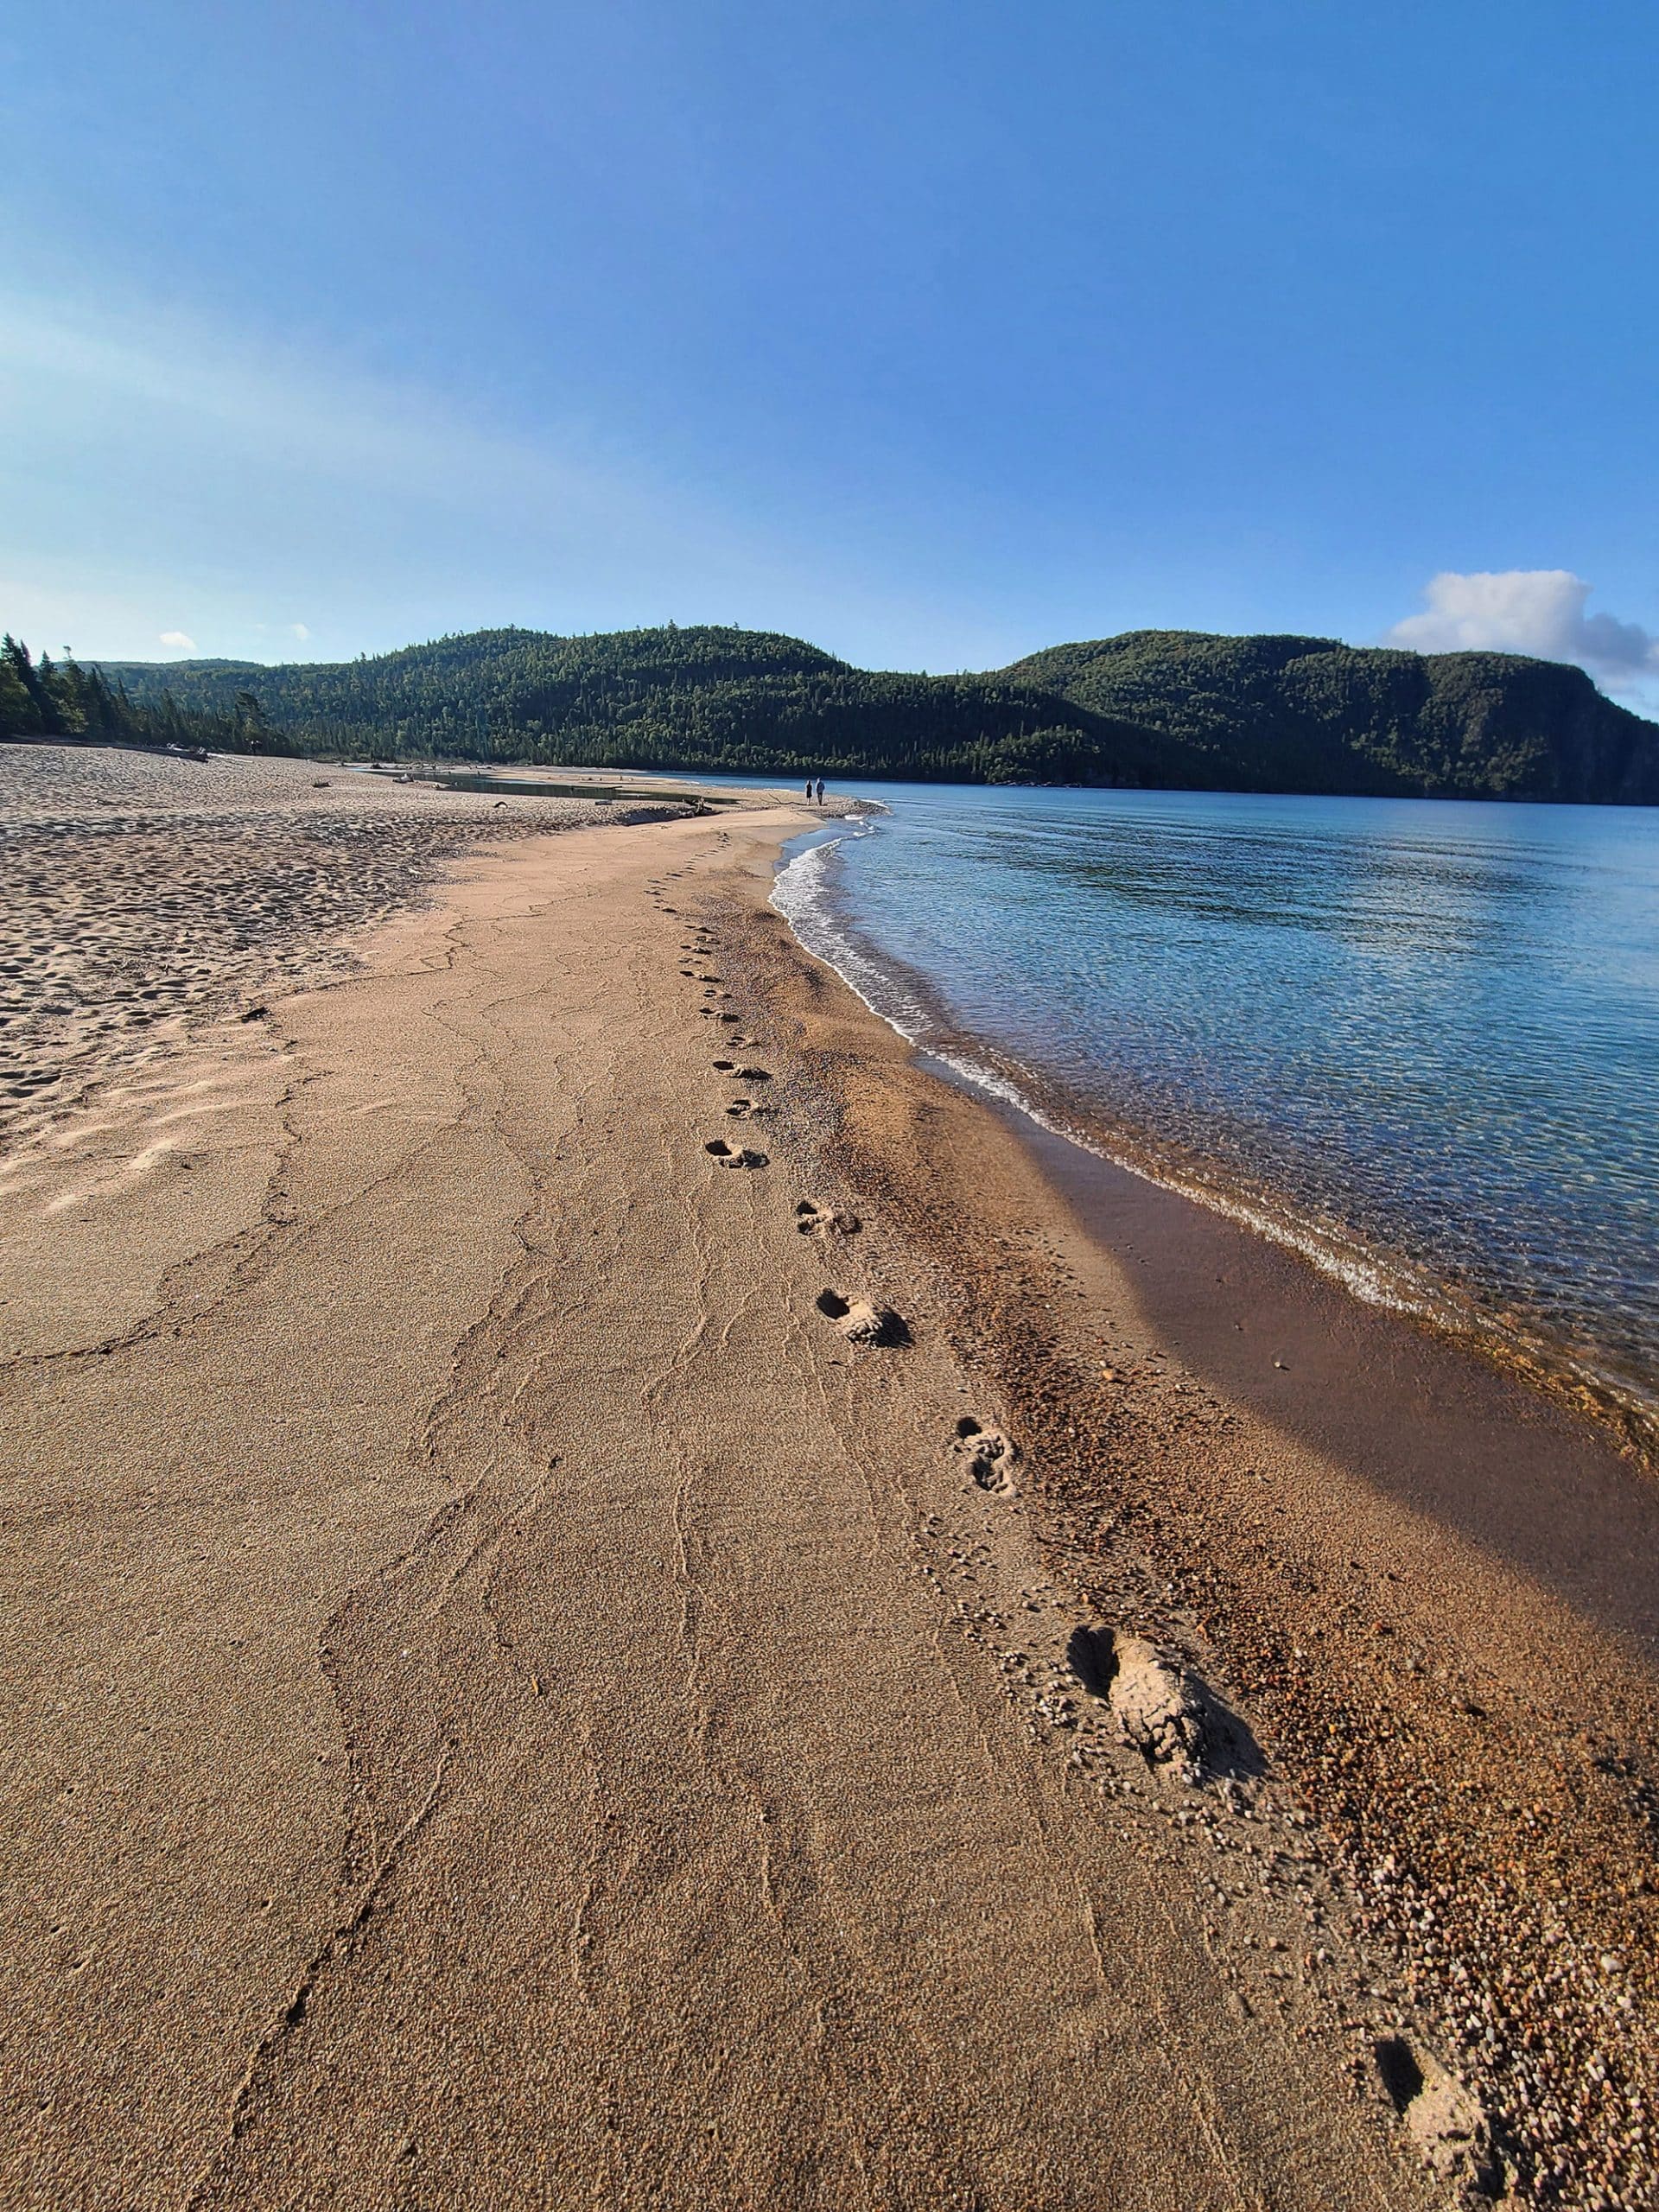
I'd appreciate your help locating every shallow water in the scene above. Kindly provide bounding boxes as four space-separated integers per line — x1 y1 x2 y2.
764 780 1659 1449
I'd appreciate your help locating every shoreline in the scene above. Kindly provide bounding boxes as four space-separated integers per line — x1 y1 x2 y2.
735 871 1659 2209
3 756 1653 2207
771 822 1659 1472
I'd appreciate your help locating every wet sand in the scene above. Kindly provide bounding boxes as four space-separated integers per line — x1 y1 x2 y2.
2 750 1651 2208
1011 1111 1659 1659
737 897 1659 2210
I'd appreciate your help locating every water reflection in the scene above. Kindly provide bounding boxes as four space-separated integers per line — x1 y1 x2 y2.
778 781 1659 1440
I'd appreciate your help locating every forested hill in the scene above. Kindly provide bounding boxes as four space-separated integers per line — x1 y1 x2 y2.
1 634 244 753
88 620 1659 802
95 625 1161 788
1003 632 1659 804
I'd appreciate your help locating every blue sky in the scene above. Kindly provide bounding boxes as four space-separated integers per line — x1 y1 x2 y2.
3 1 1656 698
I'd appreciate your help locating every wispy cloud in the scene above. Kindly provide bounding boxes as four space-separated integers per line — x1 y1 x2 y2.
1388 570 1659 685
0 285 787 661
158 629 197 652
0 283 987 669
0 288 707 556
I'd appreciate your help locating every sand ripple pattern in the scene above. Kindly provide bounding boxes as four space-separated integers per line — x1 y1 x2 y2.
0 745 679 1139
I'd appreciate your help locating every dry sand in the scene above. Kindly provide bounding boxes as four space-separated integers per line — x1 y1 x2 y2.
0 744 689 1146
1 745 1652 2209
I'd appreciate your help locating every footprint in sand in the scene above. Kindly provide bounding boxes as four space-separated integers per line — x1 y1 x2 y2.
815 1288 906 1345
951 1416 1019 1495
1068 1626 1205 1782
1374 2039 1499 2196
796 1197 859 1237
724 1098 772 1120
705 1137 768 1169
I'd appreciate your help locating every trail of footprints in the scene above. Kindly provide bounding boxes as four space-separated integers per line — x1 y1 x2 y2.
658 893 772 1171
660 882 1229 1789
659 886 1052 1529
652 873 1481 2190
658 881 918 1352
659 898 1189 1750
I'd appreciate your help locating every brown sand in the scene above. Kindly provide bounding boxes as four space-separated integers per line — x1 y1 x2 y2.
0 754 1649 2207
731 893 1659 2211
0 743 691 1147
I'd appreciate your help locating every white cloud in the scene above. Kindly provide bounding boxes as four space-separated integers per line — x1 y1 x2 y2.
1388 570 1659 683
290 622 310 641
158 629 196 652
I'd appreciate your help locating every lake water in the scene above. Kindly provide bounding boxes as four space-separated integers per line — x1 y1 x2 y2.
763 780 1659 1454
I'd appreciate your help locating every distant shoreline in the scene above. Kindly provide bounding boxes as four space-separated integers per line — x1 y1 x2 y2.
70 615 1659 804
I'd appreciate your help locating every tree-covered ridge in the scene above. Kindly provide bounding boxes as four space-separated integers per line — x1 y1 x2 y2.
49 620 1659 802
0 634 260 752
95 624 1158 786
1003 631 1659 802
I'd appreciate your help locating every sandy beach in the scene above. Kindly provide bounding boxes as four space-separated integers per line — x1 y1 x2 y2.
3 745 1654 2209
0 746 693 1148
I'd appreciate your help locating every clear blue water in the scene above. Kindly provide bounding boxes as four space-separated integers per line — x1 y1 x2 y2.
756 779 1659 1451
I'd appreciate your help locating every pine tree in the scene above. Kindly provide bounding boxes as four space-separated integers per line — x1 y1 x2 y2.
0 638 38 735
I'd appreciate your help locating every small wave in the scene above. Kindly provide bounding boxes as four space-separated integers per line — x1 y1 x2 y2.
771 826 939 1047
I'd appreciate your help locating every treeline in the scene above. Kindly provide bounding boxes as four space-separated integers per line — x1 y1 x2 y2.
1004 631 1659 804
49 619 1659 802
1 635 280 753
94 625 1163 786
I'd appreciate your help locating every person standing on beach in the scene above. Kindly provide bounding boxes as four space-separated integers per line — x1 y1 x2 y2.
804 778 815 804
816 777 825 804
